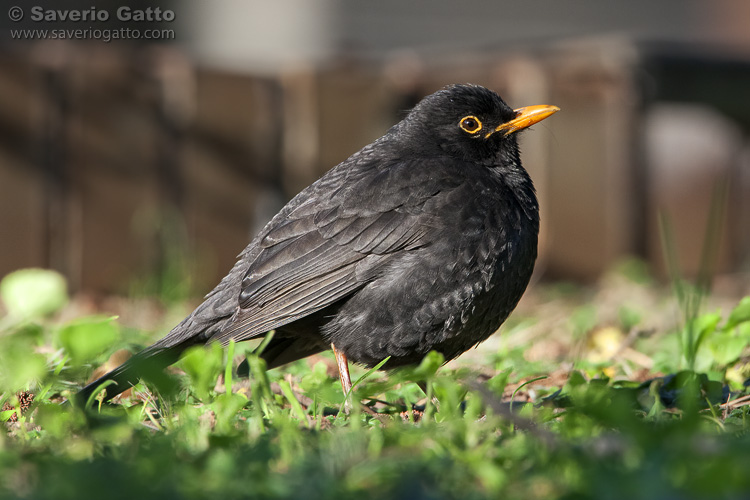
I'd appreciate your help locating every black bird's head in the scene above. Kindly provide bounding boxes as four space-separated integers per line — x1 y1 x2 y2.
397 84 559 166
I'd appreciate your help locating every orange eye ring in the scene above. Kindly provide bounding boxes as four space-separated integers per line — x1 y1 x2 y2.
459 115 482 134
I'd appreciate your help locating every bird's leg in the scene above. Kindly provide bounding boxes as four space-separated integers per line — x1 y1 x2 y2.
332 343 353 413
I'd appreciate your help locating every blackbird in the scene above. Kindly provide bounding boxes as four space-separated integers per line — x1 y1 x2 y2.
77 84 558 405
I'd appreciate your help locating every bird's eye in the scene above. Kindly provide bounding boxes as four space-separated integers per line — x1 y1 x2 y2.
459 116 482 134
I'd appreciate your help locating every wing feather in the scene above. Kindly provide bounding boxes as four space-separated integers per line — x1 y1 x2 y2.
209 156 465 345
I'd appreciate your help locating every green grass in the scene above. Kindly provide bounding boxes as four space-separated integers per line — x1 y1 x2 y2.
2 268 750 499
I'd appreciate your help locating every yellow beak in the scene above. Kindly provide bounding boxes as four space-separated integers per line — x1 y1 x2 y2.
487 104 560 138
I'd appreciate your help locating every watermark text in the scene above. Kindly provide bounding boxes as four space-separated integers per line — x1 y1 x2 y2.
10 27 175 43
5 5 177 43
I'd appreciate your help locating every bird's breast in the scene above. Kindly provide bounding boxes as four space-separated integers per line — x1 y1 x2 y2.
324 178 539 368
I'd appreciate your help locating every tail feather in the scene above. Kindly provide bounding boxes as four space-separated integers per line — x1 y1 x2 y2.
75 339 197 407
74 248 248 408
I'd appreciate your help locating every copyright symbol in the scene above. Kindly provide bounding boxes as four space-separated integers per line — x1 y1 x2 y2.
8 6 23 21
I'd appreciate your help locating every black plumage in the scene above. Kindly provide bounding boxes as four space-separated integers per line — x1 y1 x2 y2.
77 84 558 405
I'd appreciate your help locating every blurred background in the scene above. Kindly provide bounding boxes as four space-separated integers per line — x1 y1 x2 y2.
1 0 749 300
